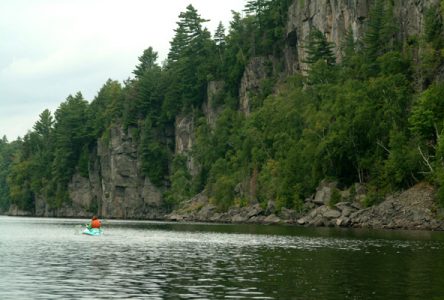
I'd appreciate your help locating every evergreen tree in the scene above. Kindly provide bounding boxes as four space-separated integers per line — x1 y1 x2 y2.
33 109 54 138
51 92 92 206
164 5 215 113
0 138 17 211
89 79 123 137
168 4 209 63
363 0 397 65
133 47 160 78
424 4 444 48
123 47 163 127
244 0 272 29
304 28 335 66
214 21 226 65
139 116 169 186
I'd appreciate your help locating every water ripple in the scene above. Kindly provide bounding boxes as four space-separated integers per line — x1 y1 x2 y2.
1 217 444 299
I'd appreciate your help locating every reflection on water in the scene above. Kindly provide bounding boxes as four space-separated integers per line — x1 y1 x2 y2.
0 216 444 299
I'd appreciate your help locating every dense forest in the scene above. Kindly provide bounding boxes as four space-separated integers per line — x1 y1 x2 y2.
1 0 444 215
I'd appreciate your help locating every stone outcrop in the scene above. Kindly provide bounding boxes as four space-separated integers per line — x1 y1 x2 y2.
239 57 271 116
175 114 199 176
284 0 440 74
166 193 300 225
312 180 337 205
297 201 360 228
348 183 443 230
203 81 225 128
8 205 33 217
166 182 443 231
97 126 164 219
30 126 165 219
297 183 444 230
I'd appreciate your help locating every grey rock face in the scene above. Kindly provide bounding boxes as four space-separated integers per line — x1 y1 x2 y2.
313 180 337 205
348 183 443 230
239 57 270 116
263 214 282 224
8 205 33 217
29 126 165 219
175 114 199 176
96 126 164 219
203 81 225 128
323 209 341 219
284 0 440 74
298 183 443 230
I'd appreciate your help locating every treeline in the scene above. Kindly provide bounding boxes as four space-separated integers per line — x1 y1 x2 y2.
1 0 444 214
0 0 292 212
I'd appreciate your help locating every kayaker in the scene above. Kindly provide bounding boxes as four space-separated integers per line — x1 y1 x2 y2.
88 215 102 229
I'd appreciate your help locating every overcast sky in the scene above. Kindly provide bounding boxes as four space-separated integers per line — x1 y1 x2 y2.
0 0 247 140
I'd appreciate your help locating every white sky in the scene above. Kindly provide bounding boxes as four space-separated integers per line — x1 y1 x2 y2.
0 0 247 140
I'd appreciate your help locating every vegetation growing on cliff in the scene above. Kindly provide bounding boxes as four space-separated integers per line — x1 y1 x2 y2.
1 0 444 214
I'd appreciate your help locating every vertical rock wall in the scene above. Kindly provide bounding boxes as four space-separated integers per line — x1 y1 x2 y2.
284 0 439 74
96 126 164 219
175 114 199 176
239 57 271 116
203 81 225 128
33 126 165 219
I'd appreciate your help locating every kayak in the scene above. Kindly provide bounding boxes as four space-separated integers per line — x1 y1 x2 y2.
82 227 103 236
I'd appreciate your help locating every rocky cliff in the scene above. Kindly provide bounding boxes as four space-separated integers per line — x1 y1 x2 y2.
284 0 440 74
239 0 441 119
31 126 165 219
96 127 164 219
8 0 444 230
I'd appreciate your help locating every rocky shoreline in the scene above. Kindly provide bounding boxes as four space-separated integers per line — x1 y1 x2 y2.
166 182 444 231
5 182 444 231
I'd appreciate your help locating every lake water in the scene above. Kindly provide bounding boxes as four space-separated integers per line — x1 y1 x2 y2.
1 216 444 299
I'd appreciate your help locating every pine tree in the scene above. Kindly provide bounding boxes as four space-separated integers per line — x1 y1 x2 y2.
363 0 397 60
165 5 215 112
244 0 272 29
51 92 92 206
214 21 226 62
168 4 209 63
304 28 335 66
133 47 160 78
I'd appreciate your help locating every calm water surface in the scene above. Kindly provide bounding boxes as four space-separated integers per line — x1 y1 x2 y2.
1 216 444 299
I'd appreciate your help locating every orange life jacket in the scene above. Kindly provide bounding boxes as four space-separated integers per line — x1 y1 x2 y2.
91 219 101 228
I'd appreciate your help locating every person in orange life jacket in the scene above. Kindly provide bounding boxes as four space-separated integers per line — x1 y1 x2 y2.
88 215 102 229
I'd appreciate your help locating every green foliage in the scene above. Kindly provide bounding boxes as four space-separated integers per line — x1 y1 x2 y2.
89 79 122 137
0 138 19 211
410 83 444 142
362 0 399 75
139 117 169 187
364 0 395 59
207 159 238 210
244 0 292 56
328 188 341 208
4 1 444 215
419 2 444 87
424 4 444 49
164 155 192 208
78 146 90 178
133 47 160 78
51 93 92 198
165 5 215 113
123 50 163 128
362 188 384 207
304 28 335 66
306 60 338 85
382 130 421 189
376 51 410 77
